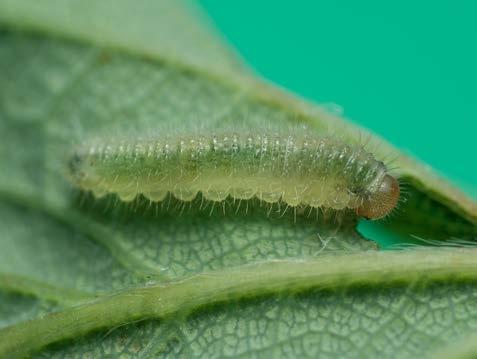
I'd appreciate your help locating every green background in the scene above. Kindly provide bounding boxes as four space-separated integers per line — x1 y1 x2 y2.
199 0 477 195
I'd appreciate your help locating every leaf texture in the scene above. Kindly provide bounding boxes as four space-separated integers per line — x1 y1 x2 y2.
0 0 477 358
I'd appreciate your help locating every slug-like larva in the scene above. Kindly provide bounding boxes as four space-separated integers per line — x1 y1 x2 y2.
67 133 399 219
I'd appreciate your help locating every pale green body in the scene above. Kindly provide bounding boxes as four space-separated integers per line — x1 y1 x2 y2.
69 134 387 210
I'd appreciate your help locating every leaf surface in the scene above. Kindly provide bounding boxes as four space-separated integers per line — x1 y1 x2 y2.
0 0 477 358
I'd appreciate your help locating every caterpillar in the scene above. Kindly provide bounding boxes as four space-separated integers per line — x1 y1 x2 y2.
67 132 400 220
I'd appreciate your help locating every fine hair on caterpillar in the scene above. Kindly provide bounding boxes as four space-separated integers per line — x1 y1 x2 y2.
75 190 356 227
67 131 400 220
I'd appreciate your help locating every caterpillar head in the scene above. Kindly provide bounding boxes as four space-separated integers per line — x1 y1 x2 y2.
356 174 400 220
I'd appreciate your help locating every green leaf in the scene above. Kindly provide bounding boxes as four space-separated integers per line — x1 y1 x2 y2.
0 0 476 358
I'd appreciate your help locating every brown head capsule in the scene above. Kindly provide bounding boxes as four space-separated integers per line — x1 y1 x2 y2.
356 174 400 220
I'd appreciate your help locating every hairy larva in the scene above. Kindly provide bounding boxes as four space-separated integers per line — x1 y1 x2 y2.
67 132 400 219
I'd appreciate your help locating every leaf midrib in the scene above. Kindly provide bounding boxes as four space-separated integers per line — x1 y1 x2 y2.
2 247 477 358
